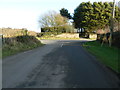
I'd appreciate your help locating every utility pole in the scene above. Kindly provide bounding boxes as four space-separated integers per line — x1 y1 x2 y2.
112 0 116 18
118 1 120 76
109 0 115 47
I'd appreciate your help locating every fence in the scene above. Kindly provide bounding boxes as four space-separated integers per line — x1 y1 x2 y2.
97 31 120 48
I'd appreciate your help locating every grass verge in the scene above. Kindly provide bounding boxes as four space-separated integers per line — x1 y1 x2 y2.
83 41 119 73
2 36 44 58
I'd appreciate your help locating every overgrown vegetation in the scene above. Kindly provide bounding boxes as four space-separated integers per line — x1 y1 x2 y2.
2 35 43 58
83 41 119 73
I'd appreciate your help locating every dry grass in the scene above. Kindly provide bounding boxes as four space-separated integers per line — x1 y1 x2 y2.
1 28 38 37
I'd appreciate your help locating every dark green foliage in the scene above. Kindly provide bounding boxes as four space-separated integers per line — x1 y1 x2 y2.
16 36 36 43
73 2 119 32
60 8 72 19
41 25 70 33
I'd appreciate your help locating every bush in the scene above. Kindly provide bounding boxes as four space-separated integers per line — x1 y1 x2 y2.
2 36 43 57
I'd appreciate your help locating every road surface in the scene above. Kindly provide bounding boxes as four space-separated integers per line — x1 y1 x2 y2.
3 40 119 88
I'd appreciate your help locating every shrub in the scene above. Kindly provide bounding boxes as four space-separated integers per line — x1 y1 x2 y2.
2 36 43 57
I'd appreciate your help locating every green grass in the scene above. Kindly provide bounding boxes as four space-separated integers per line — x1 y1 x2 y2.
3 42 44 58
83 41 119 73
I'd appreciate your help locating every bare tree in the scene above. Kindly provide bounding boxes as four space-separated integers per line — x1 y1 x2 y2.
38 11 68 28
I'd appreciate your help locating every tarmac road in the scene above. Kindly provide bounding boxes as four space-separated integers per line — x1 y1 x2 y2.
2 39 119 88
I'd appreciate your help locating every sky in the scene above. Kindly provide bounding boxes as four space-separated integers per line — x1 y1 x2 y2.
0 0 119 32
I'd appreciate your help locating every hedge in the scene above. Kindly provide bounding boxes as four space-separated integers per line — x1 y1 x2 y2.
41 25 74 33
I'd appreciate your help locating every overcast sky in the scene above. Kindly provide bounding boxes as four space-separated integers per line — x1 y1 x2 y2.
0 0 119 32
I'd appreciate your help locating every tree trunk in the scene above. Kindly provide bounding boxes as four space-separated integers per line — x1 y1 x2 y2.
101 29 105 47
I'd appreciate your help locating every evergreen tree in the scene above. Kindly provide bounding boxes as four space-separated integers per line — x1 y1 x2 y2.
73 2 119 33
60 8 72 19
